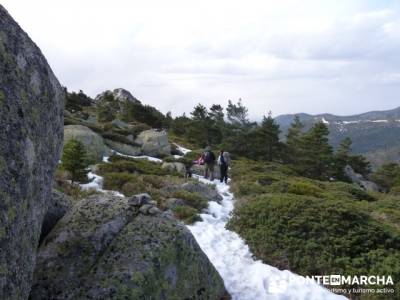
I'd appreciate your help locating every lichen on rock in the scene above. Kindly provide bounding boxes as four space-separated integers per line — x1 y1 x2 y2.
31 194 229 300
0 5 64 299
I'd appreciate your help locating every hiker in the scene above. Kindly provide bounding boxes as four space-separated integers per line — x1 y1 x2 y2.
193 153 205 165
218 150 231 183
203 146 216 181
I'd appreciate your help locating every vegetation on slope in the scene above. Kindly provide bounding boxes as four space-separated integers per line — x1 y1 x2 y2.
227 159 400 298
64 89 400 298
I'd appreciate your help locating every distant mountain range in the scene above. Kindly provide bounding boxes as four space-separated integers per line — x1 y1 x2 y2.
275 107 400 167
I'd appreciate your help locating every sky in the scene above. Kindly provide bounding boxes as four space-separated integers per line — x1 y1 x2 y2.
2 0 400 119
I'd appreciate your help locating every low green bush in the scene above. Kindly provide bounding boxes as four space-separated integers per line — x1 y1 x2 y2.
286 180 324 197
325 182 376 201
172 206 201 224
102 172 136 191
227 193 400 291
102 156 169 176
171 190 208 211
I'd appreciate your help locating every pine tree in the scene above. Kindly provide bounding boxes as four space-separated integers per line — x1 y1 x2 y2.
334 137 371 178
186 104 210 147
298 122 333 180
61 139 89 183
285 115 305 164
371 163 400 192
253 112 282 161
209 104 224 123
226 99 249 125
332 137 353 181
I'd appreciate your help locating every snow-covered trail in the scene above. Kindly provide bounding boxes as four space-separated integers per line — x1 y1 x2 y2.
80 148 346 300
188 177 347 300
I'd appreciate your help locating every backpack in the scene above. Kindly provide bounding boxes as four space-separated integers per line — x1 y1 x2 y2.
204 151 215 164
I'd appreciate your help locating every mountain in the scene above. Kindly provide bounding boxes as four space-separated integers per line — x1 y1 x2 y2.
275 107 400 162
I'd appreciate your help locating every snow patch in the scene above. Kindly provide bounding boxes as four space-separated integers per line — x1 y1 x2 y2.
321 117 330 125
113 151 163 163
341 120 360 124
188 178 346 300
80 171 125 197
174 143 192 155
371 119 388 123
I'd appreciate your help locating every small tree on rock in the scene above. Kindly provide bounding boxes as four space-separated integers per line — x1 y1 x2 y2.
61 139 89 183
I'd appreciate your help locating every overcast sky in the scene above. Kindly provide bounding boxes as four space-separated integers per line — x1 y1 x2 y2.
3 0 400 119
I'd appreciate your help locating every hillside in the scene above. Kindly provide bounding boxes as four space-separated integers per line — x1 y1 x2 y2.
2 3 400 300
275 107 400 159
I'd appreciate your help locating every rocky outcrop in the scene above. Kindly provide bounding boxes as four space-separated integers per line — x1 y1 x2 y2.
64 125 108 163
31 194 229 300
0 5 64 299
164 181 223 203
40 190 72 243
104 139 142 156
345 165 380 193
136 129 171 157
95 88 140 104
191 164 221 181
161 162 186 175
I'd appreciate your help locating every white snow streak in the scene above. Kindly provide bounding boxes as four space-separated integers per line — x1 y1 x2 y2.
174 143 192 155
81 149 346 300
188 177 346 300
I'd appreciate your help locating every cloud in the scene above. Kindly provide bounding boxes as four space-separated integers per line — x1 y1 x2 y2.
2 0 400 118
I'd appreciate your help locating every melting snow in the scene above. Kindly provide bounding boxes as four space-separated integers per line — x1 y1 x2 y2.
82 150 345 299
371 119 388 123
174 143 192 155
80 171 124 197
188 177 346 300
341 120 360 124
321 117 330 125
112 151 163 163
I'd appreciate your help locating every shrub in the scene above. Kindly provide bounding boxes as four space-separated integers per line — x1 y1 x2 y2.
103 156 169 176
227 193 400 288
286 180 324 197
131 123 151 136
171 190 208 210
102 172 136 191
172 206 201 224
325 182 376 201
121 102 166 128
60 139 89 183
65 90 92 112
389 186 400 196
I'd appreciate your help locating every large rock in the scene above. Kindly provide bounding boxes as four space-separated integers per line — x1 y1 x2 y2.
0 5 64 299
136 129 171 157
104 139 142 156
40 189 72 243
165 181 223 203
161 162 186 175
64 125 108 163
95 88 140 104
30 194 229 300
191 164 221 181
345 165 380 193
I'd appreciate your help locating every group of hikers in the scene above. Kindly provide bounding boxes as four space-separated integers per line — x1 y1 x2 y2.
192 146 231 183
